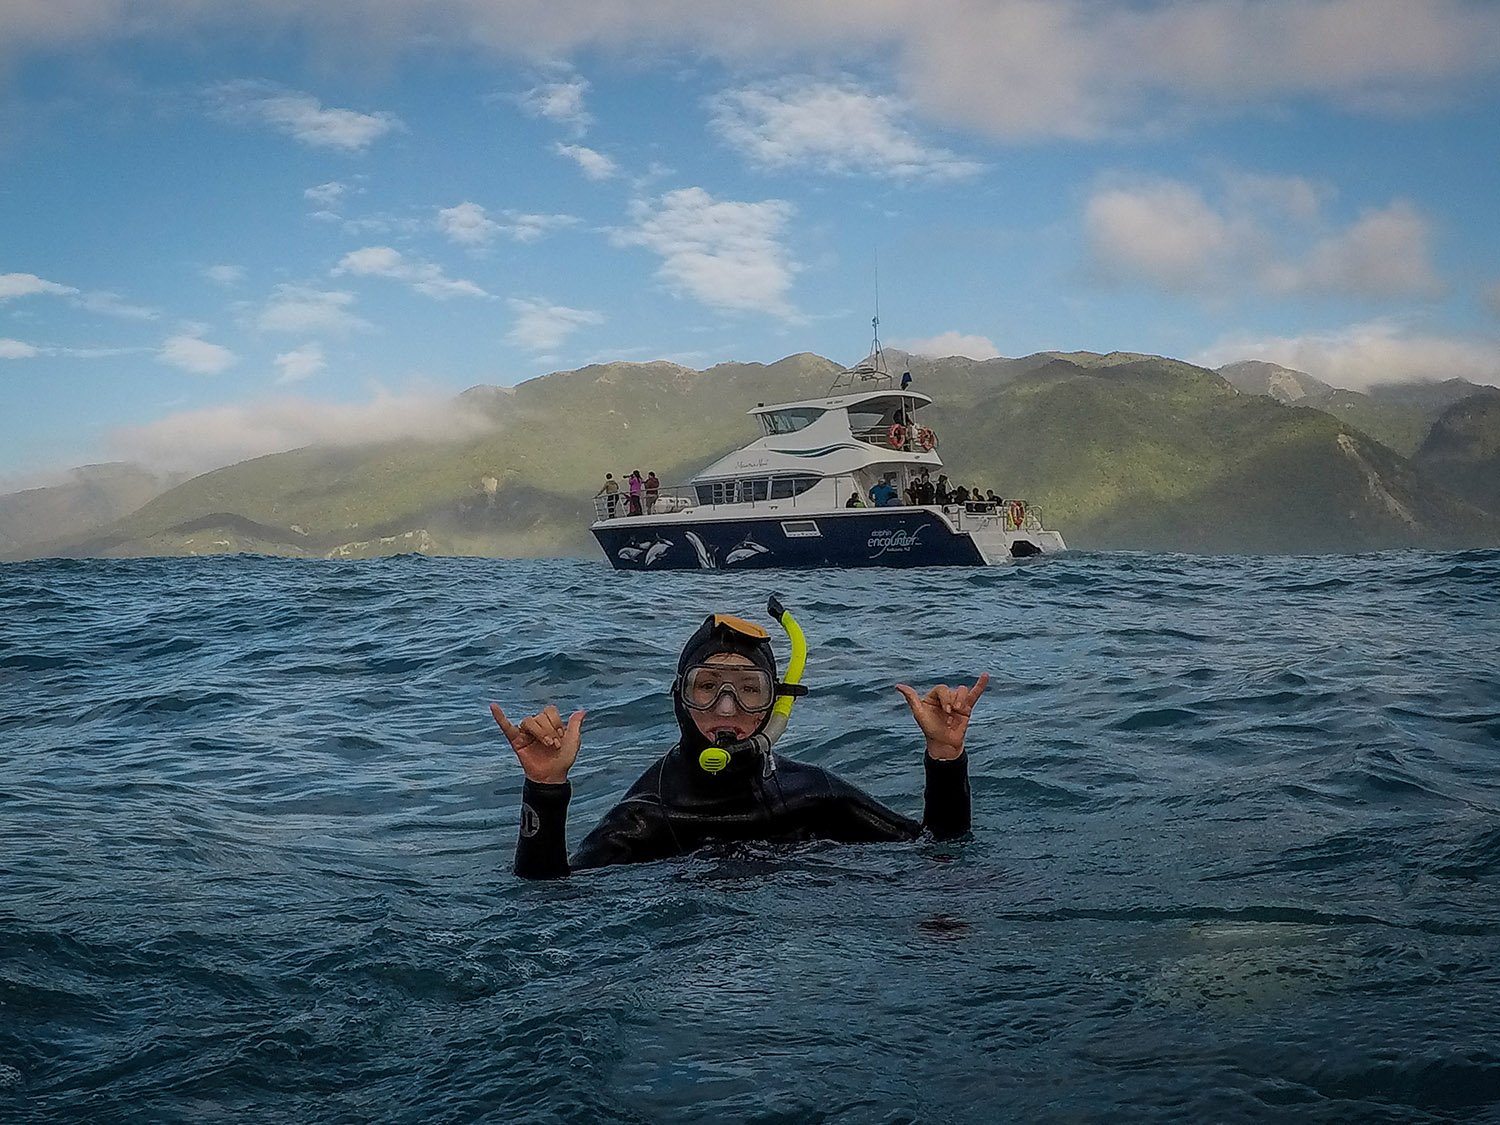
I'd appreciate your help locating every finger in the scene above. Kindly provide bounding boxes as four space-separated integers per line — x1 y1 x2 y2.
490 703 521 740
542 704 567 746
520 714 556 748
967 672 991 706
894 684 922 709
933 684 953 715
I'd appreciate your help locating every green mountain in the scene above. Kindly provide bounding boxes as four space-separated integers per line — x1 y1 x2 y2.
1414 387 1500 516
1216 360 1455 457
1367 378 1489 413
0 463 179 554
12 351 1500 560
928 354 1493 552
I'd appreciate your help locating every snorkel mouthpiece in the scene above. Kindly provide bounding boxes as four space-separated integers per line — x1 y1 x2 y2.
697 594 808 773
698 744 732 773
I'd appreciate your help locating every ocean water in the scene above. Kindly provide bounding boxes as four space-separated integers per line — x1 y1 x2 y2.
2 551 1499 1124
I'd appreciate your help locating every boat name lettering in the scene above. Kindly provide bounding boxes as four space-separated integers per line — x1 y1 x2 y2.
867 527 924 557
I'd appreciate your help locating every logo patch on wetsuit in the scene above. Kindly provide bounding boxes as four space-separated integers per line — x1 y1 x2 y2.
520 803 541 838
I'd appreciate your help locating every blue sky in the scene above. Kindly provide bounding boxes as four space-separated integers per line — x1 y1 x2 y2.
3 0 1500 487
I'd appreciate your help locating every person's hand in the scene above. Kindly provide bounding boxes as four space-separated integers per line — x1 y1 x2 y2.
490 703 585 784
894 673 990 761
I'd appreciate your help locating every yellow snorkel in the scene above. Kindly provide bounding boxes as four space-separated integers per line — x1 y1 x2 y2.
697 594 809 773
762 593 806 739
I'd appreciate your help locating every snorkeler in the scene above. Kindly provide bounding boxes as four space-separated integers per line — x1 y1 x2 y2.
492 598 989 879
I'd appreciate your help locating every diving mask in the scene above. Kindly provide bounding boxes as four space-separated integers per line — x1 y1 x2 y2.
680 664 776 714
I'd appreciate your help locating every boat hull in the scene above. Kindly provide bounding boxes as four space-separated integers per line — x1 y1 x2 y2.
591 509 996 570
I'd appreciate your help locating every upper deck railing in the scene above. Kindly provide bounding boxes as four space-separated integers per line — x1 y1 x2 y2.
591 487 1045 531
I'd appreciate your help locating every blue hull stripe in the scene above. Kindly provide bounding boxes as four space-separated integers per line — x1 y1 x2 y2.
591 510 988 570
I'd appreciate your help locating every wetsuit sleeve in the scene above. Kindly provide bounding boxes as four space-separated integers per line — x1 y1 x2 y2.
814 752 970 843
514 779 572 880
922 752 971 840
571 796 681 871
818 772 923 842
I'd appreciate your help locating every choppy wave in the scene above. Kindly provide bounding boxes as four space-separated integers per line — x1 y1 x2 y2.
1 549 1498 1122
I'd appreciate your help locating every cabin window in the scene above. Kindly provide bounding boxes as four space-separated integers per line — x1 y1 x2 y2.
695 479 769 504
762 408 823 435
769 475 819 499
780 520 821 538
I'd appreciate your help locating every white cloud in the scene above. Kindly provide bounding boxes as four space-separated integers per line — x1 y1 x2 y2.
498 211 579 243
333 245 489 299
104 389 497 475
877 0 1500 140
158 334 236 376
438 201 502 246
1086 180 1236 292
505 298 603 353
894 332 1002 360
257 285 370 336
0 272 77 300
1084 174 1440 299
709 81 982 180
76 290 159 320
1194 321 1500 390
204 264 244 286
0 337 39 358
552 142 618 181
612 187 800 317
212 81 402 152
274 343 327 384
304 181 348 207
438 202 577 247
519 77 592 133
336 246 404 275
1296 202 1441 297
520 78 587 124
9 4 1500 141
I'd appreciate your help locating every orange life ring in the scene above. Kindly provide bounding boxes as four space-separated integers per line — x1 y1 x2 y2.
1008 500 1026 529
917 427 936 452
887 423 907 449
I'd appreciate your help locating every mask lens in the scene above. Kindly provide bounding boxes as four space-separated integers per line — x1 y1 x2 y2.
683 666 775 713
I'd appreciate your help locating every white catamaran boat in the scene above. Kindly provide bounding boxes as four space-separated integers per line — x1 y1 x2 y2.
590 330 1067 570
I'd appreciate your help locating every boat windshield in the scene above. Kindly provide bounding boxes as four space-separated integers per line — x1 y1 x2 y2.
761 408 823 435
848 395 922 445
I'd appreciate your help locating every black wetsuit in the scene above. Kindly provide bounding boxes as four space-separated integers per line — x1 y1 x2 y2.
514 746 970 879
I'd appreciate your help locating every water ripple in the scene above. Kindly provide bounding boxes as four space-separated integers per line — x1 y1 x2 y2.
1 550 1498 1121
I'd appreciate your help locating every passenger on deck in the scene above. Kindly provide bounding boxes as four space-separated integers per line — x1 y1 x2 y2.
845 491 866 508
627 470 644 516
870 480 899 507
645 472 661 515
596 473 621 517
935 475 951 505
917 470 934 505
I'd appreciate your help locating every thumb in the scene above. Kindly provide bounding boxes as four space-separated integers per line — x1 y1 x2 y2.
564 709 586 747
